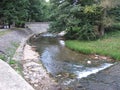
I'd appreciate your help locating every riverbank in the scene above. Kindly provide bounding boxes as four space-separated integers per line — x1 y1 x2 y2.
0 23 60 90
14 23 61 90
21 44 59 90
65 31 120 90
66 30 120 61
0 28 35 90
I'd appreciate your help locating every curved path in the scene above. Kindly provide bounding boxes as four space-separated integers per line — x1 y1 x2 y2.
0 28 33 53
0 28 34 90
0 23 49 90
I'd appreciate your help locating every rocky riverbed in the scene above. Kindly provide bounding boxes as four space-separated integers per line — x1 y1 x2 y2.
22 44 60 90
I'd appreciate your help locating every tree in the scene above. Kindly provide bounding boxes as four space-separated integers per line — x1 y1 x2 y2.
49 0 102 40
0 0 50 27
49 0 120 40
97 0 120 36
0 0 29 27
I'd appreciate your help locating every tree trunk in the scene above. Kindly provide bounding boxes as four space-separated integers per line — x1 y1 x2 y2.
98 8 107 37
98 24 105 37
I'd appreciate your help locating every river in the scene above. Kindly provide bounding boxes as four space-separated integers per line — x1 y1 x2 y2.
29 33 114 89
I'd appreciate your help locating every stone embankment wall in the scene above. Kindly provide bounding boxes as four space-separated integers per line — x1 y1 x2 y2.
13 23 60 90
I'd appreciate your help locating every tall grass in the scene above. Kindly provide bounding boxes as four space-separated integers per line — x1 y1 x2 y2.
65 31 120 60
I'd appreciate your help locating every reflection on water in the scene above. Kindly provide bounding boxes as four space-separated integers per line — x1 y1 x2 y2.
29 33 113 85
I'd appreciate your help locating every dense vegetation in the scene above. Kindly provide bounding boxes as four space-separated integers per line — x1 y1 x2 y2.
0 0 50 27
49 0 120 60
49 0 120 40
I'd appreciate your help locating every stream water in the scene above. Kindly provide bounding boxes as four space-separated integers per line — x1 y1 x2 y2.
29 33 114 88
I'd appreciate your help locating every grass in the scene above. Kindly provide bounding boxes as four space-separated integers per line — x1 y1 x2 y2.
0 29 23 74
7 42 19 55
0 42 22 74
65 30 120 60
9 59 17 65
0 54 6 61
0 30 11 36
6 42 23 74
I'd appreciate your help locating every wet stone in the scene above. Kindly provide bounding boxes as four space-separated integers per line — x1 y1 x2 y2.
22 44 58 90
34 84 38 87
76 84 83 88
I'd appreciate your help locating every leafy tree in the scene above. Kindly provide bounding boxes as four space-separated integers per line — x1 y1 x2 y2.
49 0 102 40
40 0 51 21
98 0 120 36
49 0 120 40
0 0 50 27
27 0 42 22
27 0 51 22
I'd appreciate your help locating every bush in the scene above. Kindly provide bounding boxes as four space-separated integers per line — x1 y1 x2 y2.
49 1 102 40
0 55 6 61
15 21 25 28
112 23 120 30
65 23 98 40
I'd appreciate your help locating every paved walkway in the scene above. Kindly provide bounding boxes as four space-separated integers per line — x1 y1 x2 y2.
0 59 34 90
0 23 49 90
0 28 34 90
26 22 49 34
0 28 33 53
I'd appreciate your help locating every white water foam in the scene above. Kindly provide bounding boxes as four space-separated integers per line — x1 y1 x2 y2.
63 63 113 85
77 63 113 79
59 40 65 46
42 33 55 37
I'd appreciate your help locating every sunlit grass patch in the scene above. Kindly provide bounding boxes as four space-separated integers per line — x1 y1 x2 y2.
66 31 120 60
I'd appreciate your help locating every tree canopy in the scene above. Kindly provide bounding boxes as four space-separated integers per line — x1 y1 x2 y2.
49 0 120 40
0 0 120 40
0 0 50 27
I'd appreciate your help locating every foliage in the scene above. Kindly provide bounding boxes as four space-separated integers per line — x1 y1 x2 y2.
9 59 16 65
6 42 19 57
49 0 120 40
4 41 22 74
49 0 101 40
40 0 51 21
0 0 29 27
66 30 120 60
0 0 50 27
0 54 6 61
109 6 120 22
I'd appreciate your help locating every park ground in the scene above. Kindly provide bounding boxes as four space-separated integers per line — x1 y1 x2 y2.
0 23 120 90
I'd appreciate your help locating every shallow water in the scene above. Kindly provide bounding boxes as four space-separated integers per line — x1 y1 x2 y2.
29 33 113 86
